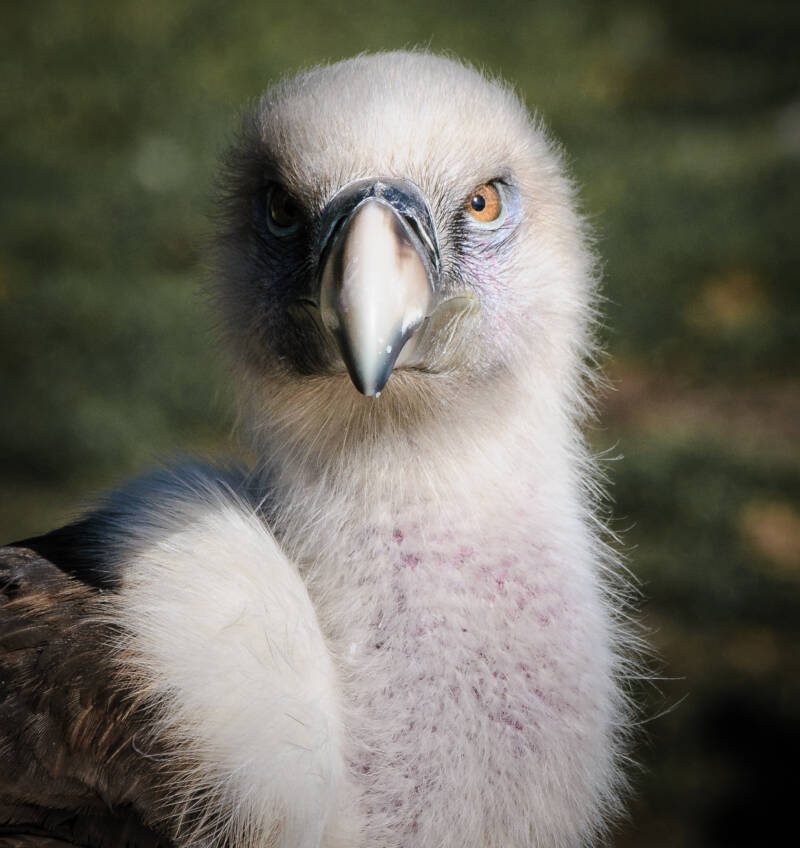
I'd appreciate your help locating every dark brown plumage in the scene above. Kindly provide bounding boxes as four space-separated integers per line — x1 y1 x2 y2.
0 545 170 847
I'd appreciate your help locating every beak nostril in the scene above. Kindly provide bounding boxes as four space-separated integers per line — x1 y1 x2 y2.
404 215 439 273
318 214 348 272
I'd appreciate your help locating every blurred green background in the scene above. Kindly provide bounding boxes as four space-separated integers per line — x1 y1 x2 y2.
1 1 798 844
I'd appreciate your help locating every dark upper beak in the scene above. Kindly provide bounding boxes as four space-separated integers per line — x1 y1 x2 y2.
316 178 441 396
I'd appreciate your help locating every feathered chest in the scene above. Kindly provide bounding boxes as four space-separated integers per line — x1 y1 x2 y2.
312 517 609 847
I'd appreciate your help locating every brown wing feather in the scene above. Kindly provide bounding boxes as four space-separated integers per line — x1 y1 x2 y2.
0 545 174 847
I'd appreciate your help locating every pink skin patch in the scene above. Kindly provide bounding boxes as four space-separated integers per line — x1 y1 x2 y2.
382 532 567 710
351 513 588 839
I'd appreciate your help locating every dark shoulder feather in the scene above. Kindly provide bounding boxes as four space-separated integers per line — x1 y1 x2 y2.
0 543 173 847
8 518 119 591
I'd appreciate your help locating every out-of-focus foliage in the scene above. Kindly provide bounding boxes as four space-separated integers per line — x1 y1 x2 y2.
1 1 797 845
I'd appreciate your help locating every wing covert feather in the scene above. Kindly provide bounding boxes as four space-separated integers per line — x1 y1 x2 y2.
0 544 173 847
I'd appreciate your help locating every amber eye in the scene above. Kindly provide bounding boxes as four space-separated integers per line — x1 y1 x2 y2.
464 182 505 228
266 186 301 235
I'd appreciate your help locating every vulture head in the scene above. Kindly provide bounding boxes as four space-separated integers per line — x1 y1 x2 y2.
216 52 594 478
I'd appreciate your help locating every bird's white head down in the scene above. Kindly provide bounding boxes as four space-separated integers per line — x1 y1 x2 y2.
215 52 597 485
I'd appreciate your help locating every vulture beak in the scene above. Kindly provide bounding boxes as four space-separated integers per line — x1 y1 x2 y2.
317 179 440 396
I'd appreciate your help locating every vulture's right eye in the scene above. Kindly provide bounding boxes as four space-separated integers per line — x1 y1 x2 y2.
265 185 301 236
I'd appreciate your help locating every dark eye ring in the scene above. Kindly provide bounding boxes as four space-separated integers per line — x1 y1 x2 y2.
266 185 301 236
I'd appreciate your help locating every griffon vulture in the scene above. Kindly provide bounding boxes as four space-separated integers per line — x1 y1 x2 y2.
0 52 634 848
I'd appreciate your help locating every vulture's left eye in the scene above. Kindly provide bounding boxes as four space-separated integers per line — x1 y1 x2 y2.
464 182 507 230
266 186 301 235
